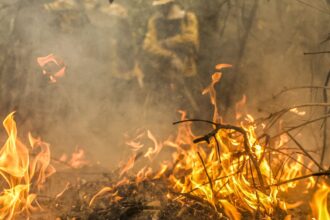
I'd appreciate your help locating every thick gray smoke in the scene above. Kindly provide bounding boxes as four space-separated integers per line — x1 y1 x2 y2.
0 0 329 166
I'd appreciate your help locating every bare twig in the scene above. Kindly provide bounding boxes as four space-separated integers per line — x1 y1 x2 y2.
320 69 330 170
214 137 222 163
259 103 330 124
175 120 266 192
173 119 218 126
271 113 330 139
197 152 214 199
286 132 323 171
173 119 222 161
269 171 330 187
184 162 245 195
257 134 270 165
220 124 266 191
271 86 330 100
248 160 261 217
304 51 330 55
295 0 330 15
265 148 312 172
274 156 291 180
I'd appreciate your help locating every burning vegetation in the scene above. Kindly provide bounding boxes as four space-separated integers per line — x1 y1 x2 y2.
0 113 55 219
0 65 328 219
0 0 329 219
82 65 330 219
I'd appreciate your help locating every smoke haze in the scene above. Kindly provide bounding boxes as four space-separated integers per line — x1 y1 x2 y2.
0 0 329 166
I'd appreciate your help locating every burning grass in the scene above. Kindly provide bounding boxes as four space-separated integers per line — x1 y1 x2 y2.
0 64 329 219
76 64 329 219
0 113 55 219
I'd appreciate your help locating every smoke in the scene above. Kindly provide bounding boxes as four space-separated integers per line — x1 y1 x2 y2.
0 0 329 165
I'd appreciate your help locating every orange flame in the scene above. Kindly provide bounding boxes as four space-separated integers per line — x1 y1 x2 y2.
37 54 66 83
165 64 311 217
202 64 232 122
60 147 90 169
310 182 330 220
120 153 139 177
93 63 322 219
144 130 163 160
0 113 55 219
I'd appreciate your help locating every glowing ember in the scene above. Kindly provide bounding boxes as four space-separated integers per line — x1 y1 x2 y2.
290 108 306 116
37 53 66 83
60 147 90 169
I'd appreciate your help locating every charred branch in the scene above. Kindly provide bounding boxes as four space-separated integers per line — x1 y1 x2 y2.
174 119 266 192
269 170 330 187
286 132 324 171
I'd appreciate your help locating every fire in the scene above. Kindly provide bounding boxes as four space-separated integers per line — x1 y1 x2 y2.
144 130 163 160
125 130 145 152
37 53 66 83
164 66 321 217
91 64 328 218
0 112 55 219
59 147 90 169
290 108 306 116
202 64 232 122
169 114 283 216
120 153 141 177
310 182 330 220
164 67 318 217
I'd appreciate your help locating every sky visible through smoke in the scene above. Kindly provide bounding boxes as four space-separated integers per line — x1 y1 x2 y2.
0 0 329 166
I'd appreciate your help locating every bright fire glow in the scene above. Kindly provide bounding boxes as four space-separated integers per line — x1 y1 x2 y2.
37 53 66 83
310 182 330 220
0 112 55 219
91 64 326 219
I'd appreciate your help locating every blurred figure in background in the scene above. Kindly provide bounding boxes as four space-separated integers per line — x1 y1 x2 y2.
85 1 142 86
83 1 143 136
142 0 199 113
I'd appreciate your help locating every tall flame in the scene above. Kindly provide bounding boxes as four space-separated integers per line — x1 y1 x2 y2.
310 182 330 220
92 64 324 218
164 66 316 217
202 63 232 122
0 113 55 219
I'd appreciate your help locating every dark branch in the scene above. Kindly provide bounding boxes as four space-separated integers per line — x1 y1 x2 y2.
304 51 330 55
286 132 324 171
269 171 330 187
